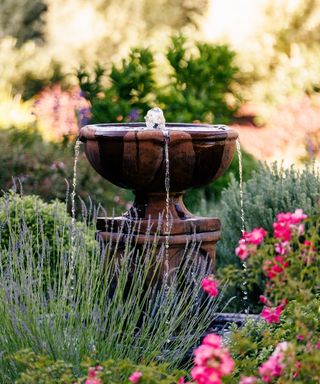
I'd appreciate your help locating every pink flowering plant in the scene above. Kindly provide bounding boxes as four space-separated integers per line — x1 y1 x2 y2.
219 209 320 383
12 351 186 383
221 209 319 312
178 206 319 384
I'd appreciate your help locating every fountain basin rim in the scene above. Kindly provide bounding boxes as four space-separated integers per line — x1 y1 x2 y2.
79 122 238 142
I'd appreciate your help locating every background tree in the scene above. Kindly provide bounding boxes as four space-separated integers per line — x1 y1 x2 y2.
0 0 47 46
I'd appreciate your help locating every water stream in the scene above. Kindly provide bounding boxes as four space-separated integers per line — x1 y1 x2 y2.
236 138 249 315
163 129 170 279
69 139 81 295
145 107 170 279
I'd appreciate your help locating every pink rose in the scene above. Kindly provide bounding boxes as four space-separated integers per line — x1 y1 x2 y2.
85 368 102 384
202 334 222 349
201 276 219 297
239 376 257 384
235 239 250 260
261 304 285 324
243 228 267 245
191 366 222 384
129 371 142 383
291 209 307 224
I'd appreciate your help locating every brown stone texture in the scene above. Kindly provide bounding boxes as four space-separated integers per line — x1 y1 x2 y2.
79 122 238 273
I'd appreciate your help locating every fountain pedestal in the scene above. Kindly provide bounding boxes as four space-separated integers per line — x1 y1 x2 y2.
79 122 238 273
96 217 221 274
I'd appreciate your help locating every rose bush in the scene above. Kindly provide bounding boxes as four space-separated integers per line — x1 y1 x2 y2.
222 209 320 383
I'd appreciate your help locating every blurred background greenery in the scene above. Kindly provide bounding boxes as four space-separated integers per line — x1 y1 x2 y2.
0 0 320 215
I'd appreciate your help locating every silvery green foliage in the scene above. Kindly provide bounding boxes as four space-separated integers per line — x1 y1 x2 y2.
216 162 320 267
0 192 220 381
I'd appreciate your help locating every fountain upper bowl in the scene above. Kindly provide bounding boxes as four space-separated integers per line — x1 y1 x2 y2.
79 122 238 193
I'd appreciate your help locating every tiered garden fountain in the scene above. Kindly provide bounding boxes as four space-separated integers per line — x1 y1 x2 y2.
79 108 238 273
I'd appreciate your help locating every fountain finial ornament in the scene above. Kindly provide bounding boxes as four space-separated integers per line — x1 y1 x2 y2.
145 107 166 130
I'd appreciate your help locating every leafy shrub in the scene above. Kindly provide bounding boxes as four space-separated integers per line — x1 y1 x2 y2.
0 127 131 214
11 350 185 383
227 298 320 383
0 192 97 268
216 162 320 267
77 48 156 124
159 35 240 124
77 35 240 125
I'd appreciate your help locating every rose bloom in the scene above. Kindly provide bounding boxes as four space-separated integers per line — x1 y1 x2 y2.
192 333 234 384
239 376 257 384
261 304 285 324
259 295 271 306
290 209 307 224
235 239 250 260
263 256 289 279
202 334 222 349
273 221 291 242
129 371 142 383
201 276 219 297
85 369 101 384
85 378 101 384
243 228 267 245
274 241 290 255
191 366 222 384
259 342 290 382
276 212 293 224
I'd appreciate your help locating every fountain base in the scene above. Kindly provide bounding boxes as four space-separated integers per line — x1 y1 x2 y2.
97 215 221 274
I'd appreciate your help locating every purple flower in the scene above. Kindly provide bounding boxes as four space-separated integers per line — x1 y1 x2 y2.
128 108 140 121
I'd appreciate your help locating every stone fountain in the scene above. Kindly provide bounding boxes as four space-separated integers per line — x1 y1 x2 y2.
79 108 238 273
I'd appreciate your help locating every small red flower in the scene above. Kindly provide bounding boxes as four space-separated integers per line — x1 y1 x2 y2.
201 275 219 297
261 302 286 324
263 256 289 279
259 295 271 306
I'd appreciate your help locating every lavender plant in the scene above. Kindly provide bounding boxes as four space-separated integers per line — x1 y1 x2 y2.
0 192 220 381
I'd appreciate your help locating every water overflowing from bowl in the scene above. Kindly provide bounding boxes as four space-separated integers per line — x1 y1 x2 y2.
145 107 171 278
163 128 171 278
236 139 245 234
69 138 81 296
236 138 249 315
